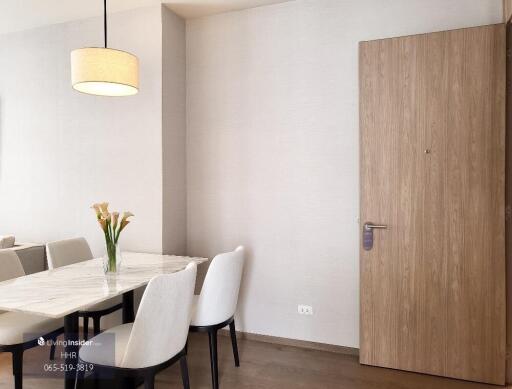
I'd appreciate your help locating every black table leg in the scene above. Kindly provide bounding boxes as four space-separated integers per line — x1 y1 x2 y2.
122 290 135 323
64 312 79 389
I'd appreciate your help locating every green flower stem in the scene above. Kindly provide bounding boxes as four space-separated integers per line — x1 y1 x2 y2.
104 222 117 273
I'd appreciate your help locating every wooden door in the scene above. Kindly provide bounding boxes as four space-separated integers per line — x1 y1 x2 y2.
359 24 506 385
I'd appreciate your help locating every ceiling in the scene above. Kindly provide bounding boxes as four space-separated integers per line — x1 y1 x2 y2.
0 0 292 35
165 0 292 19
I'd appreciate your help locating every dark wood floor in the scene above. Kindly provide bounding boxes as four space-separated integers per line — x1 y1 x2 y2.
0 333 506 389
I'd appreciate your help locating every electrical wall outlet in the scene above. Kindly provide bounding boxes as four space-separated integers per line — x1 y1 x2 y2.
298 304 313 315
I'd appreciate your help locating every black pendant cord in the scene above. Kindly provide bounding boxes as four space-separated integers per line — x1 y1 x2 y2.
104 0 107 48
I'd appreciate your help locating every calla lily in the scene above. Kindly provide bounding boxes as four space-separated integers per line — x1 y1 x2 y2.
92 201 134 273
111 212 119 229
98 218 107 232
121 211 134 221
92 202 134 266
119 219 130 232
91 203 102 219
99 202 109 218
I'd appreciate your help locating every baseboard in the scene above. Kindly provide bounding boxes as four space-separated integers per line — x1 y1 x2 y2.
218 329 359 356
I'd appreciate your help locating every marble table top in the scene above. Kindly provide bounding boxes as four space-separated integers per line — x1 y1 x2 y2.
0 252 207 318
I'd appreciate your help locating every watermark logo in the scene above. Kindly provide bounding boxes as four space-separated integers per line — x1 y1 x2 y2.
36 336 92 347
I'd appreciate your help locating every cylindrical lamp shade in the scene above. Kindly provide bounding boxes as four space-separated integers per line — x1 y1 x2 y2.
71 47 139 97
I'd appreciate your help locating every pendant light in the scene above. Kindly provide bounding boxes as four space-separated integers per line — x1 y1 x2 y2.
71 0 139 97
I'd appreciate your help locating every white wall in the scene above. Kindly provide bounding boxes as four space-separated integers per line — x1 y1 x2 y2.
185 0 502 347
0 0 503 350
0 6 164 257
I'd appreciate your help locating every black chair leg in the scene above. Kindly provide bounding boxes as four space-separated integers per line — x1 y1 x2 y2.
144 372 155 389
93 316 101 336
12 348 23 389
83 316 89 340
93 369 99 389
124 377 136 389
180 355 190 389
50 342 56 361
229 320 240 367
208 329 219 389
74 362 85 389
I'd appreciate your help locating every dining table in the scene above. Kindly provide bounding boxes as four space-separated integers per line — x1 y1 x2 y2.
0 251 207 389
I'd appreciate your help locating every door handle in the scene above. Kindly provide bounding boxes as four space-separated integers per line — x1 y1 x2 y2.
363 222 387 251
364 223 388 231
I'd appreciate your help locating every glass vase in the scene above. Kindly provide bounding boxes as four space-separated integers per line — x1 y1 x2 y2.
103 242 122 274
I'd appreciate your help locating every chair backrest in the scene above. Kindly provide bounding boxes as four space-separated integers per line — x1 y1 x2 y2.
0 249 25 282
121 262 197 369
194 246 245 326
46 237 93 269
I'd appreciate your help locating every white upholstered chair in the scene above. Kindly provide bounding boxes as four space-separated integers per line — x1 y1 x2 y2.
46 237 93 269
0 250 63 389
76 262 197 389
46 238 123 339
190 246 245 389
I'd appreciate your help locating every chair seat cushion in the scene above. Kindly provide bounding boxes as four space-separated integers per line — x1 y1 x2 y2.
79 323 133 367
0 312 62 346
83 296 122 313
